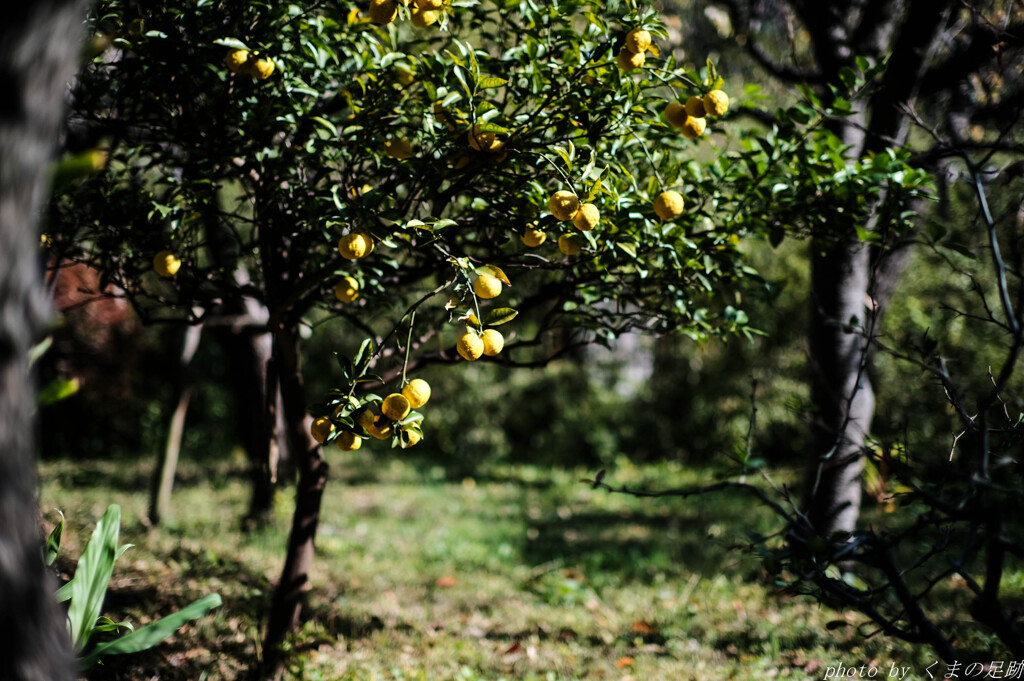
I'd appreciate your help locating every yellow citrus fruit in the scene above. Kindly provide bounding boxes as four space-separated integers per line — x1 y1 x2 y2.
338 232 373 260
616 47 645 71
482 329 504 356
653 191 685 220
558 233 584 256
369 0 398 24
473 273 502 299
402 429 422 447
356 409 376 431
310 416 334 444
154 250 182 277
367 419 393 440
572 203 600 231
521 228 546 247
468 124 504 152
382 393 412 421
548 190 580 221
678 115 707 139
457 332 484 361
684 95 706 117
625 28 652 54
411 8 439 27
665 101 688 128
248 58 275 80
402 378 431 408
225 49 250 73
703 90 729 117
414 0 444 8
384 138 413 160
334 276 359 303
336 431 362 451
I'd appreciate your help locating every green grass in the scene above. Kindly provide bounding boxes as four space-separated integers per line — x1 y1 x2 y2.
39 453 926 680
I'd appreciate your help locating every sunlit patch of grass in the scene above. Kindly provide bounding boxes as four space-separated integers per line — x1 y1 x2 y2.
39 455 923 681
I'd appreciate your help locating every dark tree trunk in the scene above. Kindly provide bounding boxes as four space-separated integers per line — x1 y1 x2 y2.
261 325 324 678
0 2 86 680
218 319 283 526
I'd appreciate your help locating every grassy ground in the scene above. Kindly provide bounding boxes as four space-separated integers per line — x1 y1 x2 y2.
39 452 927 681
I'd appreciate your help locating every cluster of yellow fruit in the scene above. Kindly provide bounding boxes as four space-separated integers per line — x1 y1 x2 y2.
334 230 376 304
153 250 182 278
545 190 597 256
457 270 506 360
311 378 431 451
225 49 275 80
664 89 730 139
520 186 687 259
616 28 652 72
447 123 508 171
369 0 444 27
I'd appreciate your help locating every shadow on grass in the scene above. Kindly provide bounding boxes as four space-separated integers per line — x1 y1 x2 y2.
522 503 774 582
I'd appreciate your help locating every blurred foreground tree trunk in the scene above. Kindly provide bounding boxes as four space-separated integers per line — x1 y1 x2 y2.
0 2 85 680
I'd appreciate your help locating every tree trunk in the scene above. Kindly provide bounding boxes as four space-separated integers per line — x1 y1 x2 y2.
261 325 325 678
804 237 875 536
218 319 282 526
0 2 86 680
148 323 203 525
798 0 954 537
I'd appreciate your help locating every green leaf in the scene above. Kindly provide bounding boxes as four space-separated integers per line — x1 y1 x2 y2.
616 241 637 258
90 617 134 634
352 338 374 373
705 58 718 87
37 377 80 406
484 307 518 326
477 77 507 89
310 116 338 137
44 510 64 567
473 120 510 134
551 146 573 172
838 66 857 89
941 241 977 260
476 264 510 285
78 594 223 669
212 38 249 50
68 505 122 653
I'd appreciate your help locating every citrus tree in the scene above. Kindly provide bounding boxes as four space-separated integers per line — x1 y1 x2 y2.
48 0 931 672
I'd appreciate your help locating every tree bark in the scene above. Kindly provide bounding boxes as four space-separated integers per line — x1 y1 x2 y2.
805 237 875 535
0 2 86 680
261 325 325 678
148 323 203 525
799 0 954 537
